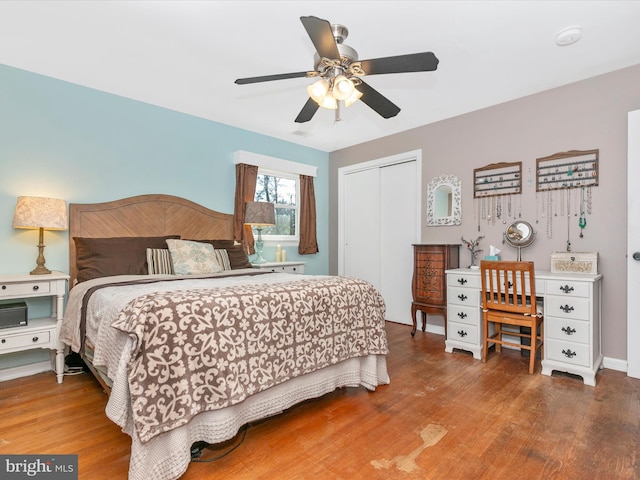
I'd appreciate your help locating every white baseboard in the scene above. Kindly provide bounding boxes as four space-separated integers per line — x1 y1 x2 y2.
602 356 627 372
0 361 52 382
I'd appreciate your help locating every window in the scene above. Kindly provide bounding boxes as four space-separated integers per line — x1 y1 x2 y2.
253 168 299 242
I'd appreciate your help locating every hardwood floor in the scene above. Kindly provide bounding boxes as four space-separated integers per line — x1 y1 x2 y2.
1 321 639 479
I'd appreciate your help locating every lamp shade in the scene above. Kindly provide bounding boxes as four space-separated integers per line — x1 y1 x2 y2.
244 201 275 226
13 196 68 230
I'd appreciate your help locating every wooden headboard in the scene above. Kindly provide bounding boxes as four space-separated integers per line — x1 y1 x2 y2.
69 194 234 286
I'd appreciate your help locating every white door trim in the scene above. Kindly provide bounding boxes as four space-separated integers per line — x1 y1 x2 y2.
627 109 640 378
338 149 422 276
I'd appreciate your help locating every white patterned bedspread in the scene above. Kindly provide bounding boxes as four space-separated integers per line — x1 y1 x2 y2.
60 272 390 480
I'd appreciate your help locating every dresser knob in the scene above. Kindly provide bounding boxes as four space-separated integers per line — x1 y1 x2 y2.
32 336 39 342
559 304 574 314
458 294 467 301
562 349 577 358
457 312 467 319
1 285 6 290
33 285 39 291
457 278 467 285
561 326 577 335
457 330 468 337
559 285 574 294
1 339 5 344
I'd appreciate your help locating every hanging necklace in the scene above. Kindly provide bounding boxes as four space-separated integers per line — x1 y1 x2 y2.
579 187 587 238
546 191 553 239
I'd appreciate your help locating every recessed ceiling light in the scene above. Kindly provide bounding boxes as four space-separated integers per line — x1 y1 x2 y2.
556 26 582 46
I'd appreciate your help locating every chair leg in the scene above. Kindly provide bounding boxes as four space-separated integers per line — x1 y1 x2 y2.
529 323 537 374
482 314 488 363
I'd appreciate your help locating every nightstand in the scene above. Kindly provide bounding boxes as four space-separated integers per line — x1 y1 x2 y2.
251 261 305 274
0 271 69 383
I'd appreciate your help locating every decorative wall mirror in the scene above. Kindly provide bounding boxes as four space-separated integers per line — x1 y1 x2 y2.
427 174 461 226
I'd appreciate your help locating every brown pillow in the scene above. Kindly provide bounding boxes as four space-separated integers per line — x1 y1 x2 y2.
187 239 253 270
74 235 180 283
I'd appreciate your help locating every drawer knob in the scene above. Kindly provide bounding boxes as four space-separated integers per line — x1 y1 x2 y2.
457 330 468 337
32 285 39 291
1 339 5 344
457 294 467 301
457 312 467 319
562 349 577 358
1 285 5 290
559 304 575 314
561 326 577 335
559 285 574 294
32 336 39 342
457 278 467 285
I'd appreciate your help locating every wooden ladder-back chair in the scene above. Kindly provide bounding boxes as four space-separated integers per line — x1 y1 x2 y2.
480 260 543 374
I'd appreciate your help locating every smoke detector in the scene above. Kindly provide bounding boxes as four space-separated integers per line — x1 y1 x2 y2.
556 26 582 46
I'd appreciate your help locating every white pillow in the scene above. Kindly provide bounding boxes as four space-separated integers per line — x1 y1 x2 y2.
166 239 223 275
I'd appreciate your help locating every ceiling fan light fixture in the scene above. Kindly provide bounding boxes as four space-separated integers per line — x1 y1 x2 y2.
333 75 355 100
344 87 363 107
319 91 338 110
307 78 329 104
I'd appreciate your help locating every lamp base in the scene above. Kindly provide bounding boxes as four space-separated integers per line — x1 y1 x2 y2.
253 227 267 264
30 228 52 274
30 265 52 275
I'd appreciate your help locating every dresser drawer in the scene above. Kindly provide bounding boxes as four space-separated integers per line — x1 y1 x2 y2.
0 329 51 352
447 321 478 345
447 304 478 326
448 286 479 307
545 296 591 321
546 317 589 344
545 338 590 367
546 280 590 298
0 281 50 299
448 273 480 289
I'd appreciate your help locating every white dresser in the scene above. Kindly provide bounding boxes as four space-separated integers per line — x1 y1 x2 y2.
445 268 603 386
251 261 305 274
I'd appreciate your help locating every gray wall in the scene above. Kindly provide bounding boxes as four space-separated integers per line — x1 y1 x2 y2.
329 63 640 363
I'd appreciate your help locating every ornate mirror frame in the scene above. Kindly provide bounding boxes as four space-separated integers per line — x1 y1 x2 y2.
426 174 462 226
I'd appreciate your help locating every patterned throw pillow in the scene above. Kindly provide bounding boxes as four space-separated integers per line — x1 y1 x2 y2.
166 239 223 275
146 248 174 275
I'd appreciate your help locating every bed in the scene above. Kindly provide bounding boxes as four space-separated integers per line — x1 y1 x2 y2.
59 194 390 480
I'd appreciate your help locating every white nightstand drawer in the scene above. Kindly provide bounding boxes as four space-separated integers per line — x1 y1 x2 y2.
0 281 50 299
0 329 51 353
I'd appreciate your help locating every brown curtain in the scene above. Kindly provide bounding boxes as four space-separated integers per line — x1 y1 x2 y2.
233 163 259 254
299 174 319 255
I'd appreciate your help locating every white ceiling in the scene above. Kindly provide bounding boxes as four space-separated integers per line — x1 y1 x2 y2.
1 1 640 152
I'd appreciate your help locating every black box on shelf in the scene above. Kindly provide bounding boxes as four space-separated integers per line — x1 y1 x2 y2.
0 302 28 329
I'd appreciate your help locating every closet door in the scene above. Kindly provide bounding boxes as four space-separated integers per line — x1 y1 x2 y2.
628 109 640 378
380 161 417 325
341 159 418 325
343 167 381 289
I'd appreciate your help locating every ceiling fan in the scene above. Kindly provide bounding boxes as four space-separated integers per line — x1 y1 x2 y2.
234 15 439 123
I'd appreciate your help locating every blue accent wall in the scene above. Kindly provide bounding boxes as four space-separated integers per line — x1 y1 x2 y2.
0 63 329 276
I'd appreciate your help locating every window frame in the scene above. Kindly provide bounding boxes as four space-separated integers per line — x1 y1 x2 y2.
254 167 300 245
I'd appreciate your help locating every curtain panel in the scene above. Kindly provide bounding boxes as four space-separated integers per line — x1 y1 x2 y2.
233 163 258 254
299 174 319 255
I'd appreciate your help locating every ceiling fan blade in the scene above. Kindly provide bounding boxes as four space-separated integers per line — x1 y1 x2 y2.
359 52 439 75
295 97 320 123
235 71 310 85
357 81 401 119
300 16 340 59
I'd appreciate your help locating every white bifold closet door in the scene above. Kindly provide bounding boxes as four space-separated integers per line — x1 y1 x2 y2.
342 160 417 325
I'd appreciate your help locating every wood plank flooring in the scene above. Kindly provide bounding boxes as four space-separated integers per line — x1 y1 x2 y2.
1 321 639 479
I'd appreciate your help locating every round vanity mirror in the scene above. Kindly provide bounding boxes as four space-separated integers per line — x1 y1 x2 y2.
503 220 536 261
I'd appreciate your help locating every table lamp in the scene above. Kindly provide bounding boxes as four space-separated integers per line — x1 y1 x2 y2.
244 201 275 264
13 196 68 275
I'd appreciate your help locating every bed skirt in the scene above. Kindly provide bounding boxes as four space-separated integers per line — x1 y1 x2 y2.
109 354 389 480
